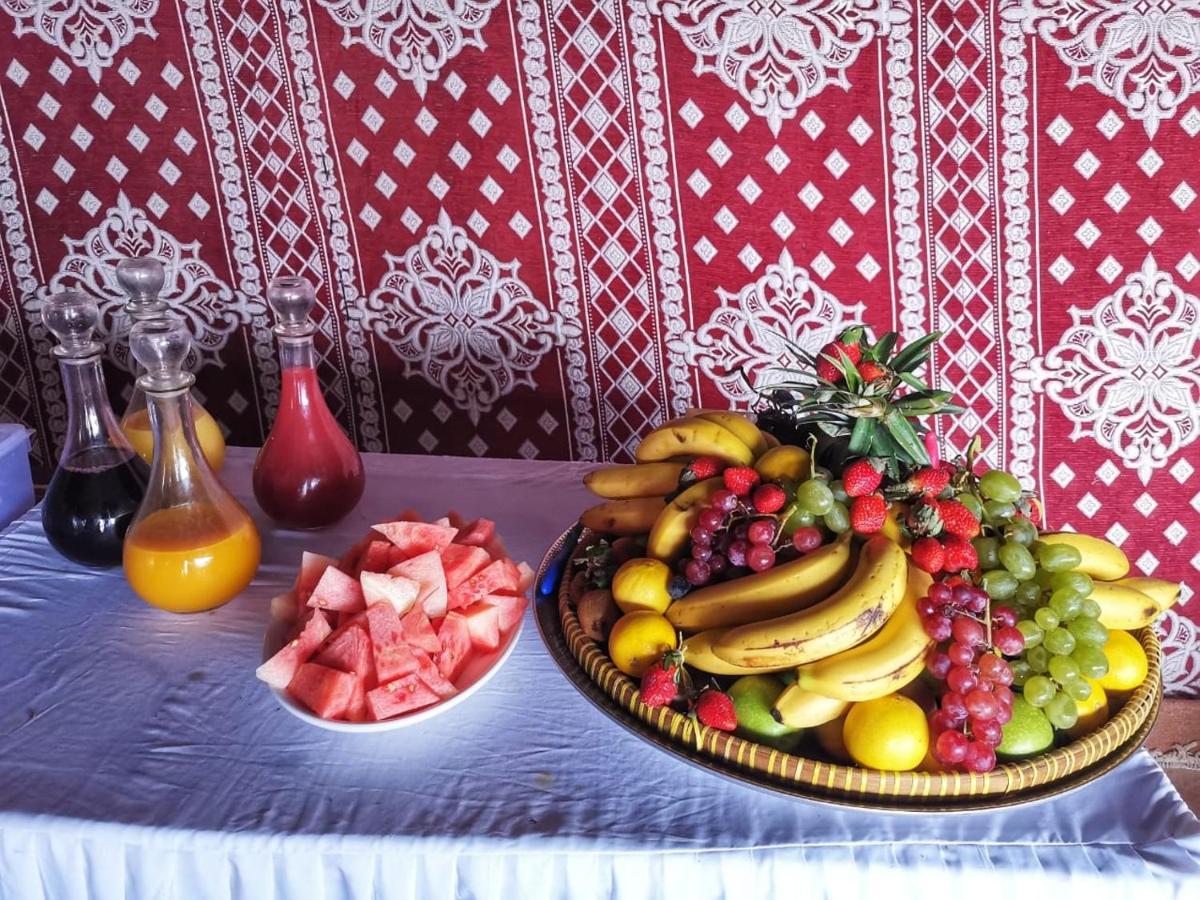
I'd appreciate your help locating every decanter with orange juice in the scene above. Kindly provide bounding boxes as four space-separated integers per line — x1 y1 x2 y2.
122 316 260 613
115 257 226 471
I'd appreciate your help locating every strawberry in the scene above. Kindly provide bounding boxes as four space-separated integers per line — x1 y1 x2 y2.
751 482 787 514
857 360 889 382
938 498 981 540
850 493 887 534
640 649 686 708
843 458 884 497
815 341 863 382
911 536 946 574
942 537 978 572
723 466 760 497
890 466 951 498
685 456 724 482
694 688 737 731
1015 494 1043 527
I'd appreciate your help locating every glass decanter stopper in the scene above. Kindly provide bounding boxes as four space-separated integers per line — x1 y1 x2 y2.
122 316 260 613
40 291 149 567
252 275 364 529
115 257 227 471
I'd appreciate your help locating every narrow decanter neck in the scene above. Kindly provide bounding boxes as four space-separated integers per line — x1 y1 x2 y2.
278 334 317 371
144 388 215 505
57 354 129 462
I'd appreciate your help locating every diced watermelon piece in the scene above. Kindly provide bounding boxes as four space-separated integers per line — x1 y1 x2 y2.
482 592 528 632
445 510 468 530
433 516 451 528
345 677 370 723
392 509 421 522
386 545 409 569
516 561 535 593
461 601 501 651
357 541 394 574
367 674 441 720
360 571 420 615
288 663 358 719
389 550 449 618
375 642 424 683
436 611 473 681
414 650 458 698
456 517 495 548
257 611 333 689
315 624 375 681
483 537 509 561
270 591 297 622
400 606 441 654
448 558 520 610
339 534 373 573
364 602 412 683
373 520 457 557
440 543 491 590
307 566 365 614
294 551 337 618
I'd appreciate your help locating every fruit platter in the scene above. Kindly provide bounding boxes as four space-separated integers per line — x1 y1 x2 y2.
259 511 532 730
538 327 1173 810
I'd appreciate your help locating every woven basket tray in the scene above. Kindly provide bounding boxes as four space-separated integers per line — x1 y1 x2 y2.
556 529 1162 804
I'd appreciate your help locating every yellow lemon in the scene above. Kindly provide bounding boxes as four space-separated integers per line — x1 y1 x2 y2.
1097 629 1148 692
842 694 928 771
1064 680 1109 741
611 558 673 614
608 611 677 677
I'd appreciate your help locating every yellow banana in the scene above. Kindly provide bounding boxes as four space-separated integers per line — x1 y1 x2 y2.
1115 577 1181 615
713 536 908 667
692 410 769 457
754 444 811 482
1039 532 1130 580
680 628 792 675
646 477 725 560
580 497 665 535
771 685 850 728
583 461 685 499
792 565 934 702
666 533 854 630
879 502 911 549
635 418 754 466
1091 581 1160 630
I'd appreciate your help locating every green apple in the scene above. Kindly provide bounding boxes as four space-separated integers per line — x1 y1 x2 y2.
728 675 803 752
996 696 1054 760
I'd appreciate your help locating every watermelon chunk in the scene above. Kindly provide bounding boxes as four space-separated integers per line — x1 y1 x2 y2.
445 510 468 530
483 537 509 561
461 601 501 651
315 624 375 681
359 571 420 615
374 642 424 683
294 551 337 618
338 534 373 573
414 650 458 698
389 550 449 618
357 541 394 575
436 611 473 680
440 543 491 590
448 558 520 610
364 602 413 683
386 544 409 569
288 663 358 719
367 674 441 720
257 611 333 689
516 561 535 593
373 520 456 557
457 517 495 548
345 677 370 723
433 516 451 528
308 566 365 613
400 606 441 654
482 592 528 632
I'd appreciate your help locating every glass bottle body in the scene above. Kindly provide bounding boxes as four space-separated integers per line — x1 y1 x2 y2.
42 356 148 567
122 388 226 472
123 389 259 612
253 337 364 529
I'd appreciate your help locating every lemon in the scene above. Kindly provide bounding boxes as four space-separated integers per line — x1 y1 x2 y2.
608 610 677 677
842 695 928 771
1064 680 1109 741
611 558 673 614
1097 629 1148 692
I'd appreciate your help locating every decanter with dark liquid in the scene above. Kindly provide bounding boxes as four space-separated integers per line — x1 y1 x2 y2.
40 291 148 567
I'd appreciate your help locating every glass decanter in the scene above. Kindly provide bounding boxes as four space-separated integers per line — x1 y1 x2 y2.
122 316 260 613
252 275 364 529
40 291 149 568
115 257 227 471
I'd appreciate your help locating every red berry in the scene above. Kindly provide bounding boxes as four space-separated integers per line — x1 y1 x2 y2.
951 616 986 648
993 626 1025 656
963 741 996 773
751 482 786 513
746 518 776 545
815 340 863 382
843 458 885 497
938 499 981 540
694 689 737 731
792 526 823 553
726 540 749 567
686 456 724 481
857 360 889 382
992 606 1018 628
698 508 724 531
947 666 978 695
935 729 969 764
942 537 978 572
965 689 999 720
926 648 952 680
722 466 760 497
941 691 968 722
849 493 887 534
746 544 776 572
993 685 1015 709
640 655 682 707
924 614 953 642
929 710 957 735
972 717 1003 747
711 489 738 512
948 641 975 667
684 559 711 586
911 536 946 574
905 466 952 497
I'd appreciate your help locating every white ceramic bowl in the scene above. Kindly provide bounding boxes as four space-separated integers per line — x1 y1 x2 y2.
262 610 524 732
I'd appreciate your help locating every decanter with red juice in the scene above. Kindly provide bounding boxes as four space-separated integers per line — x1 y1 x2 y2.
252 275 364 529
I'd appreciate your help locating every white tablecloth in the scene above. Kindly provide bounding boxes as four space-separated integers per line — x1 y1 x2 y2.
0 449 1197 900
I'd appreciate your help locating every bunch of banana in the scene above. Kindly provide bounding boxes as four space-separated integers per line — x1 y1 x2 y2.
770 687 850 728
753 444 811 482
579 497 665 535
634 415 758 466
583 461 685 500
1038 532 1130 581
646 477 725 560
666 533 853 630
712 536 908 668
679 629 792 676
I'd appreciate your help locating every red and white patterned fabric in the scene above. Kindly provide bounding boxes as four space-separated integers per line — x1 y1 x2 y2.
0 1 1196 693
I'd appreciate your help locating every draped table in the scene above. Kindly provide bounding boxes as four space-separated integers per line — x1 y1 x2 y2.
0 449 1197 900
